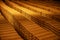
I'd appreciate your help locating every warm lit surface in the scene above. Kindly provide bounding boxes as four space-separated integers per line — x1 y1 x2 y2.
0 0 60 40
0 13 23 40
